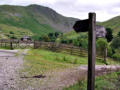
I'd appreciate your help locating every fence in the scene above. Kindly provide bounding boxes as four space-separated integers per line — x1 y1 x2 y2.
0 39 34 49
34 41 103 59
0 39 103 59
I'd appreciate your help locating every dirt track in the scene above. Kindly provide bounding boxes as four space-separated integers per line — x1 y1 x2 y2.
0 49 120 90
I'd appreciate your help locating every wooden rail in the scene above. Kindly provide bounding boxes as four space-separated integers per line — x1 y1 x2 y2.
34 41 103 59
0 39 103 60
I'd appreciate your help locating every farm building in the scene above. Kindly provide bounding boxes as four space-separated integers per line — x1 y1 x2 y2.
21 36 32 41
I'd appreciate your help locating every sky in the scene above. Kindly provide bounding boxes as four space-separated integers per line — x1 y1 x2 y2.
0 0 120 22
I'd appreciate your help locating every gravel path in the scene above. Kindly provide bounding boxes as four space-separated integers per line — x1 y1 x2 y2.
0 50 23 90
0 49 120 90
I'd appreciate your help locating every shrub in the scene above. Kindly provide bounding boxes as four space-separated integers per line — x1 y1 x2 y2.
73 59 78 64
112 53 120 60
111 37 120 49
118 32 120 37
42 35 50 42
63 56 67 62
9 31 14 34
107 47 113 57
105 28 113 42
96 38 108 56
73 39 79 46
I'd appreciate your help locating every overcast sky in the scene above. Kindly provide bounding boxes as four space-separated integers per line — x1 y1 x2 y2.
0 0 120 22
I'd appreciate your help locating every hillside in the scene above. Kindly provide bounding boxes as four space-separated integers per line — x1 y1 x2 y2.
0 4 78 39
100 16 120 36
60 15 120 39
0 24 33 39
0 4 120 40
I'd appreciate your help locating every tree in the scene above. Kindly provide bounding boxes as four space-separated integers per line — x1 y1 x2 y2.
48 33 54 38
105 28 113 42
111 37 120 49
118 32 120 37
10 35 17 39
55 32 59 38
39 37 43 41
9 31 14 34
42 35 50 42
96 38 108 64
61 39 68 44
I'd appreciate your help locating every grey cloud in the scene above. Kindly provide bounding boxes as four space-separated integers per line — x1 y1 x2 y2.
0 0 120 21
0 0 13 4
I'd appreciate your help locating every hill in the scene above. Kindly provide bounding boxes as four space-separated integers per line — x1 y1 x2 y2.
60 15 120 40
0 24 33 39
100 16 120 36
0 4 78 39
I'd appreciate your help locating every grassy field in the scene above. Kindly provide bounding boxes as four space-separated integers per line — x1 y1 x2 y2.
0 24 33 39
21 49 120 76
63 71 120 90
57 30 87 41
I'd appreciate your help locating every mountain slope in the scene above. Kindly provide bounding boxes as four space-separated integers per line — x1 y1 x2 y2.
0 4 78 39
0 24 33 39
100 16 120 36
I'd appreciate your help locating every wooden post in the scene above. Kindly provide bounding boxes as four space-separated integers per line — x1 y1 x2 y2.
87 13 96 90
104 48 107 65
10 40 13 50
71 46 73 55
34 40 36 49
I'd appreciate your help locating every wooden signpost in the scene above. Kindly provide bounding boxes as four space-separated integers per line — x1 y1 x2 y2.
87 13 96 90
73 13 106 90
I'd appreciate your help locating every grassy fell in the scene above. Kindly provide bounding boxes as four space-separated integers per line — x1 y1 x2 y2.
0 24 33 39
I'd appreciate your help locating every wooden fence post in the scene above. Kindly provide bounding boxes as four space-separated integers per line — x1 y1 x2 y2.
10 40 13 50
87 13 96 90
34 40 36 49
71 46 73 55
104 48 107 64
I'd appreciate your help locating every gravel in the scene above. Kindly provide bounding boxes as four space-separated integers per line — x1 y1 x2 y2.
0 50 23 90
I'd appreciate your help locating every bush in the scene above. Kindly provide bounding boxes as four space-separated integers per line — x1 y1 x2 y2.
105 28 113 42
73 59 78 64
112 53 120 60
61 39 68 44
96 38 108 56
10 36 17 39
42 35 50 42
111 37 120 49
73 39 79 46
118 32 120 37
107 47 113 57
9 31 14 34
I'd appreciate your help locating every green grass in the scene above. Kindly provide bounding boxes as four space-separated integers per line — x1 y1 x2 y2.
22 49 73 76
22 49 100 76
0 24 33 39
62 31 81 39
0 47 11 49
57 30 87 40
63 71 120 90
22 49 120 77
